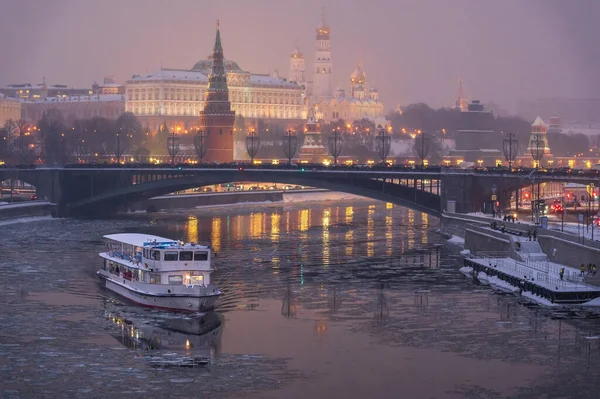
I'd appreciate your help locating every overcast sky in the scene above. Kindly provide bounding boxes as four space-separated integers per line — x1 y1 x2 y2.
1 0 598 113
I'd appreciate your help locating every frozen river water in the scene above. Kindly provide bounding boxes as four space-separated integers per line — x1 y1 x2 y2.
2 198 600 398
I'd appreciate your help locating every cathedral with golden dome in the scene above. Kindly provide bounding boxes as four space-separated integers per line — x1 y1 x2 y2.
288 15 385 123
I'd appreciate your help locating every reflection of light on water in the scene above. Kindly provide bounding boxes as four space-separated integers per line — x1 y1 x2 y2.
272 256 280 275
299 209 309 232
270 212 280 242
323 208 331 266
407 209 415 250
250 212 264 238
211 217 222 252
421 213 429 245
285 211 290 233
367 205 375 257
385 215 393 256
345 230 353 256
233 215 242 241
186 216 198 243
345 206 353 224
300 264 304 285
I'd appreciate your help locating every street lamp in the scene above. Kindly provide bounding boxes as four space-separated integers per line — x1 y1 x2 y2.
375 124 392 164
415 131 431 167
502 132 519 169
245 129 261 164
282 129 299 166
193 129 207 165
167 129 180 165
530 134 545 224
327 128 343 165
116 129 122 164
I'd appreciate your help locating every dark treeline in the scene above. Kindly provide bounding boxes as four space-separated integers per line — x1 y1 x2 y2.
1 103 595 164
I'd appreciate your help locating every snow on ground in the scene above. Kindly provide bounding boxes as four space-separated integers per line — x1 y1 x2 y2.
581 297 600 307
521 291 559 307
470 257 592 292
447 235 465 246
460 249 471 256
459 266 473 277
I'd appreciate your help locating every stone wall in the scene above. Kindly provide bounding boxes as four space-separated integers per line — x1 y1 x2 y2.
0 202 56 220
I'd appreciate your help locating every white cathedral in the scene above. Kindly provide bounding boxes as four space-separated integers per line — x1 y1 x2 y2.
288 15 385 124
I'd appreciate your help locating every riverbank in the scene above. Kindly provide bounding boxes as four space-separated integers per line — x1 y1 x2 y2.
0 201 57 223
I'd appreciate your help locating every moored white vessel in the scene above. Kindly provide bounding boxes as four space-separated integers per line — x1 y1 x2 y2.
97 233 221 312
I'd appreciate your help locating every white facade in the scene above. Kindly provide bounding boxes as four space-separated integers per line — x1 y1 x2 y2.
126 63 307 123
0 94 21 126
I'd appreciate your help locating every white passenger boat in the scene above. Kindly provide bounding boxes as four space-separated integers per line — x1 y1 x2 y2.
97 233 221 312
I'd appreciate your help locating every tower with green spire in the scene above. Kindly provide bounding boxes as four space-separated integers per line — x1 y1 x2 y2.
199 20 236 163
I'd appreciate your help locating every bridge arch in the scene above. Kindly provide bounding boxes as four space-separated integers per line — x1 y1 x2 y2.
67 170 442 217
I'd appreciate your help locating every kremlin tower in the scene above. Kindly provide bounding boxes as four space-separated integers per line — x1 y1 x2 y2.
198 21 235 163
312 12 333 100
299 105 328 163
526 116 552 163
455 79 468 112
289 39 306 87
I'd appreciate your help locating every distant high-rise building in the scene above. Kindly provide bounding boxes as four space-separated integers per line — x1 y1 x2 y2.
198 22 236 163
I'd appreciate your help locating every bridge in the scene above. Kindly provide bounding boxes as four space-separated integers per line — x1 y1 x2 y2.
1 165 598 217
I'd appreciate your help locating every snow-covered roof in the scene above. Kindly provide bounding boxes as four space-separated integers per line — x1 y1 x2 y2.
249 74 298 87
24 94 125 103
532 116 545 126
104 233 176 247
130 69 208 83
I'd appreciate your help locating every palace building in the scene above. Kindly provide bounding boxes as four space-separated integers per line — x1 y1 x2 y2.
125 28 306 133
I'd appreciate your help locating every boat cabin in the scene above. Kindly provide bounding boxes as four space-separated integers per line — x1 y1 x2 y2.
101 233 213 287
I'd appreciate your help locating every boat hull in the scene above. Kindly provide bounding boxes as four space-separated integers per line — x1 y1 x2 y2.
97 271 220 312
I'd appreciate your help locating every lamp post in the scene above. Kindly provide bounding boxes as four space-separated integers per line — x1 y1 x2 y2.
502 132 519 170
375 124 392 164
116 129 122 164
415 131 431 167
245 129 261 164
282 129 298 167
193 129 207 165
167 129 180 165
327 128 343 165
530 134 545 224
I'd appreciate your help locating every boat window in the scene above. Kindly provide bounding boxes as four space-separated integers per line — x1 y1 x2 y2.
194 251 208 261
179 251 193 261
164 251 179 261
149 273 161 284
152 250 161 261
190 275 204 285
168 275 183 285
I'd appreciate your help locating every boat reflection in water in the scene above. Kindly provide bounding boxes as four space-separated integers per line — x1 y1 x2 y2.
106 310 224 367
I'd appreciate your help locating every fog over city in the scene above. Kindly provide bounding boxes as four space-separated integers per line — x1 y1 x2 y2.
2 0 599 113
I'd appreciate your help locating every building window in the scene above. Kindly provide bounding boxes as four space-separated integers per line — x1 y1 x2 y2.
179 251 193 261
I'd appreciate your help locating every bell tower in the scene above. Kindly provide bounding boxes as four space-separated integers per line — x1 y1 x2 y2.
312 10 332 101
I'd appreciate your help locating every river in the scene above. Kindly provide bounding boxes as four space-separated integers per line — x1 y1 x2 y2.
1 198 600 398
